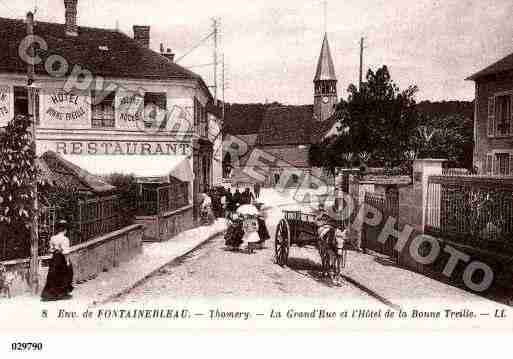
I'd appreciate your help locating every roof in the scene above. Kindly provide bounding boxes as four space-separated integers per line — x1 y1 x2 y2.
310 116 338 143
0 17 211 99
40 151 116 195
223 103 270 135
260 146 311 168
467 52 513 81
61 154 193 182
314 33 337 82
257 105 314 146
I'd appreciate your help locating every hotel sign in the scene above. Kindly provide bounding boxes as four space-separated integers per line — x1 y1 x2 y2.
0 86 11 127
116 91 144 131
37 140 192 156
40 90 91 129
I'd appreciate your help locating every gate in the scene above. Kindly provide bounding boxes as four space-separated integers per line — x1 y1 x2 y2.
362 189 399 260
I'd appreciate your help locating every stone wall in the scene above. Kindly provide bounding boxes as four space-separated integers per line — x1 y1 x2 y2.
1 224 144 298
136 205 194 242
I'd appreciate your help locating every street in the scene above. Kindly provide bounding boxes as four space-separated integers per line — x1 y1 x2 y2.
113 204 382 304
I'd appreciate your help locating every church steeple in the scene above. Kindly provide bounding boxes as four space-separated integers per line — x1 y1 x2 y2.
314 33 337 121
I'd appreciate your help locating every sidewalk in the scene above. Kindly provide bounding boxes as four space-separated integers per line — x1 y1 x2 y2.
71 219 227 306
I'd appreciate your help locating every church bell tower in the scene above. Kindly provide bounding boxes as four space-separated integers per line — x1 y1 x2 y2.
313 33 337 121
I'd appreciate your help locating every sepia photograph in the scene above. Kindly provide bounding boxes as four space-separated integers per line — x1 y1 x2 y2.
0 0 512 351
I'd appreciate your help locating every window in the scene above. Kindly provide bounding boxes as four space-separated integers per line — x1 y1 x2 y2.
194 98 207 137
495 153 510 176
143 92 167 129
91 91 115 128
487 97 495 137
486 155 493 175
495 95 511 136
14 86 40 123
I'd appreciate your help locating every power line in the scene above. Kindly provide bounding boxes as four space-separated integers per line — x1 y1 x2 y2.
0 0 17 17
175 31 215 63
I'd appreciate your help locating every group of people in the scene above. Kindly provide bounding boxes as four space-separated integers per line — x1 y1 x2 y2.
200 184 263 224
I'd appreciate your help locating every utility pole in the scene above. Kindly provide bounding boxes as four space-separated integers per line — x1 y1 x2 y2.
359 37 364 91
212 18 219 103
26 10 39 295
222 53 225 122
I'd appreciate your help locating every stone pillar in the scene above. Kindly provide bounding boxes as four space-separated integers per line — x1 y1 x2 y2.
397 159 445 271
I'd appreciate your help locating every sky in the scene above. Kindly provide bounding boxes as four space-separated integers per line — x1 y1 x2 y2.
2 0 513 105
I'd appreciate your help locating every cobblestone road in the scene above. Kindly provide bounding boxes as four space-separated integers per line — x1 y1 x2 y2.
113 207 379 304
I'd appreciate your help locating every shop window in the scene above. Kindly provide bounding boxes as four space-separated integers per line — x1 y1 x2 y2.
91 91 115 128
14 86 40 123
144 92 167 129
495 95 511 136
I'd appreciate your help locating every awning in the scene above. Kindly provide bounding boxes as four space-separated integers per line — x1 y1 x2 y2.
62 155 194 183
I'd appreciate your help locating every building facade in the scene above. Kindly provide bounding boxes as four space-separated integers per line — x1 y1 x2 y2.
0 1 216 217
468 54 513 176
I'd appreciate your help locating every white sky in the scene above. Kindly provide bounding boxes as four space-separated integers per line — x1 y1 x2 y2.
2 0 513 104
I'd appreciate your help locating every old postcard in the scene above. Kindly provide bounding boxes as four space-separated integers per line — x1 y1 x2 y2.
0 0 513 349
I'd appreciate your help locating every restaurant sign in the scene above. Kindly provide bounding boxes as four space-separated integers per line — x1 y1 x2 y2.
37 140 192 156
0 86 11 127
40 89 91 129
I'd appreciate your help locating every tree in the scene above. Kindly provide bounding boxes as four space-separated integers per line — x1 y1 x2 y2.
0 115 39 259
333 65 420 167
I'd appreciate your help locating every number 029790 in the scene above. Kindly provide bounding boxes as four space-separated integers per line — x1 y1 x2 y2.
11 342 43 351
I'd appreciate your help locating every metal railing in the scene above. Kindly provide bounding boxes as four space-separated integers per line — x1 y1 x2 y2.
425 176 513 252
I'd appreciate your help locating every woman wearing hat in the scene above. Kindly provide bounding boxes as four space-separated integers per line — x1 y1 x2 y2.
41 220 74 301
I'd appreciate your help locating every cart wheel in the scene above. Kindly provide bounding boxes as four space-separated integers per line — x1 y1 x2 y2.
274 219 290 266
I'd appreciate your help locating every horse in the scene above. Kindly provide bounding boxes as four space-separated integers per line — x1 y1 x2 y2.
317 221 347 283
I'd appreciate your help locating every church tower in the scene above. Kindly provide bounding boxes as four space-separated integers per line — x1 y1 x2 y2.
313 33 337 121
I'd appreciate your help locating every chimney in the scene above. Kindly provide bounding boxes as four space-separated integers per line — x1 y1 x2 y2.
164 48 175 63
64 0 78 36
159 43 175 62
133 25 150 48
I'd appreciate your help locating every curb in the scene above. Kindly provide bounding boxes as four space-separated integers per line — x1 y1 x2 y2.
90 225 227 307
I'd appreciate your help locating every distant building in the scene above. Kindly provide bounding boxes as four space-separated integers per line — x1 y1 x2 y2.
467 53 513 176
223 33 339 187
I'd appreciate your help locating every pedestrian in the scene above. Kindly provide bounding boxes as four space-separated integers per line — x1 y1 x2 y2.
254 182 261 199
41 220 74 301
242 187 255 205
222 187 233 218
233 187 242 208
200 192 214 225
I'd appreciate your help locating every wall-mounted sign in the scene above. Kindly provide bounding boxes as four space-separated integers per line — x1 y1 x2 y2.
116 90 144 131
37 140 192 156
0 85 11 127
40 89 91 129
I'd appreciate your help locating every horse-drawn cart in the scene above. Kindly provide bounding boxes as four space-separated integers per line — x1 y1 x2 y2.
274 210 348 280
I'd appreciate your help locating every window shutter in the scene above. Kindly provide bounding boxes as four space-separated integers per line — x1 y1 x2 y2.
493 155 499 175
488 96 495 137
510 154 513 176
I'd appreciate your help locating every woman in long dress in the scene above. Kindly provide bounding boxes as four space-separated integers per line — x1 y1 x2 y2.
41 220 74 301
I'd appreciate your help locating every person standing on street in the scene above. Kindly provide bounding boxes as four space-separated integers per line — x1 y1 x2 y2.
41 220 74 301
254 182 261 199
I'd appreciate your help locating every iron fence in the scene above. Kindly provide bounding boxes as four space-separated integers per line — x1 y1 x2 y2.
136 183 189 217
425 176 513 253
362 190 399 260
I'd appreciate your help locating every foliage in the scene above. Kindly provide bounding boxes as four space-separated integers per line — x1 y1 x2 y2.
333 65 420 168
0 115 39 226
103 173 138 226
412 113 474 169
0 115 39 260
